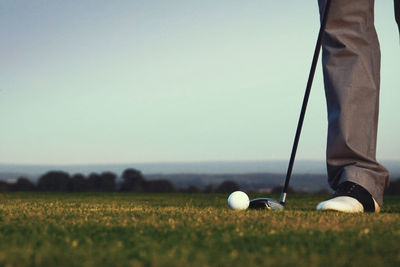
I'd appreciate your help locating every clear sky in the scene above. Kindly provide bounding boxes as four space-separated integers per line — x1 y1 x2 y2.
0 1 399 165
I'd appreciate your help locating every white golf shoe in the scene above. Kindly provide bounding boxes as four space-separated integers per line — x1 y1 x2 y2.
316 181 380 213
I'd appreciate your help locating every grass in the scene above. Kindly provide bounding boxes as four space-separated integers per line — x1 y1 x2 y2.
0 193 400 267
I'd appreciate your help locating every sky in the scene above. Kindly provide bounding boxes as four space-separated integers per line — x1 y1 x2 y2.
0 1 399 165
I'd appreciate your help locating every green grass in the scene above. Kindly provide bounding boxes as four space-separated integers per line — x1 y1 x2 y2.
0 193 400 267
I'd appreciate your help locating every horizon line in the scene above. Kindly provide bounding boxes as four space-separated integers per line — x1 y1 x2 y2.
0 158 399 167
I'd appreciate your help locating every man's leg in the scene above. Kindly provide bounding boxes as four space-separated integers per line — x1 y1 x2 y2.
317 0 389 207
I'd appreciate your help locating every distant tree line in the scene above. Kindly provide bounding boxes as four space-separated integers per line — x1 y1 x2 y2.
2 169 400 195
0 168 242 193
385 179 400 195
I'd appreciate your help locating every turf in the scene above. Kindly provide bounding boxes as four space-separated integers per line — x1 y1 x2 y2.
0 193 399 267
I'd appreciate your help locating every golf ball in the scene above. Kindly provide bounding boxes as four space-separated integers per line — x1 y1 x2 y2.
228 191 250 210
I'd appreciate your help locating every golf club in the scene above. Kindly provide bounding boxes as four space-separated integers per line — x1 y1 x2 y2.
249 0 332 210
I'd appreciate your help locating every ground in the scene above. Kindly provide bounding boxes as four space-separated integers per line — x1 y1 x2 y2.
0 193 399 266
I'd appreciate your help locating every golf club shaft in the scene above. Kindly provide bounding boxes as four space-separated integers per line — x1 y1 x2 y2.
280 0 332 205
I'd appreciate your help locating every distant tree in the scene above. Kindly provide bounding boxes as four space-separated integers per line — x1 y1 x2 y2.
386 179 400 195
203 184 214 193
87 173 102 191
70 174 88 192
13 177 35 191
270 185 296 194
215 181 240 193
145 179 175 193
315 188 330 194
86 172 116 192
0 181 9 192
37 171 70 192
99 172 116 192
120 169 146 192
183 185 201 193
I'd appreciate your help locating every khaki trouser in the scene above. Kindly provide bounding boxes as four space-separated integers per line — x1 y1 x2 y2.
317 0 398 205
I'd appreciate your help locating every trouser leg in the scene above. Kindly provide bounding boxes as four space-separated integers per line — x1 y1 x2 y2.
317 0 389 206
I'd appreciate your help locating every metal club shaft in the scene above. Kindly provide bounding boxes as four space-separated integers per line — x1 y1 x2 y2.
280 0 332 205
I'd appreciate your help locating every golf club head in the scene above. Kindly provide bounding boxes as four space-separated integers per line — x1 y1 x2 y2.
248 198 285 211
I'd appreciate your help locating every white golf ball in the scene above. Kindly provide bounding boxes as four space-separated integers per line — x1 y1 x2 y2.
227 191 249 210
